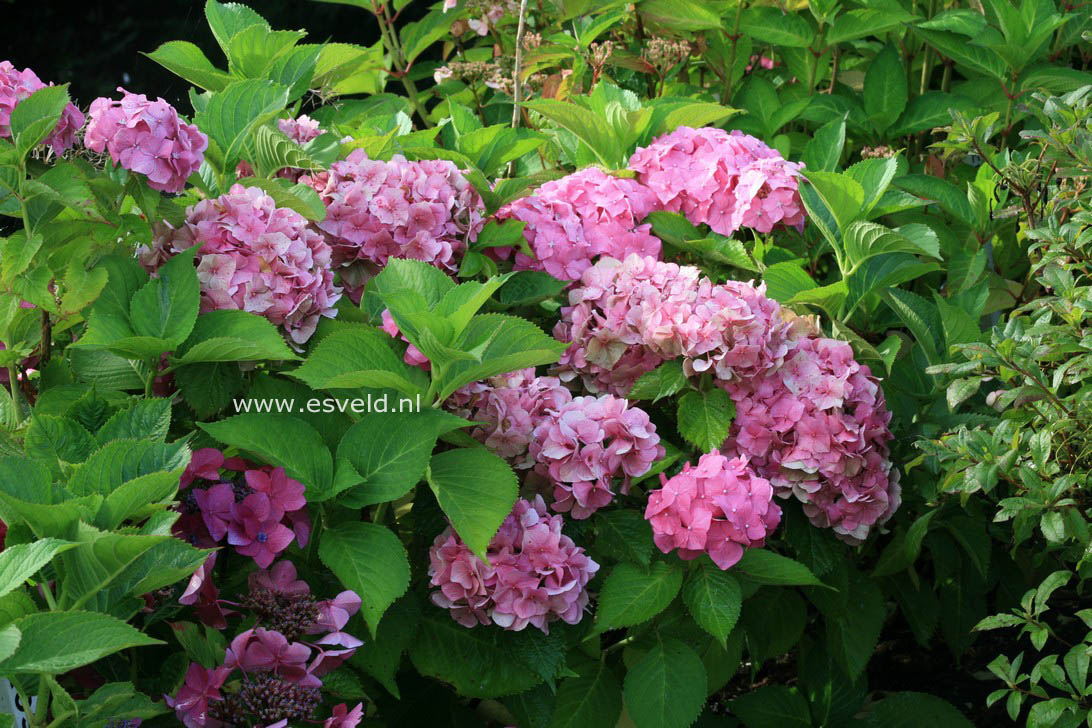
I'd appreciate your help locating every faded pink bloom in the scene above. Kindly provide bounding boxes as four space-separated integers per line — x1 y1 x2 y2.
0 60 84 154
324 703 364 728
249 559 310 597
429 496 599 632
645 452 780 569
493 167 661 282
224 627 318 686
529 394 663 518
165 663 232 728
84 88 205 192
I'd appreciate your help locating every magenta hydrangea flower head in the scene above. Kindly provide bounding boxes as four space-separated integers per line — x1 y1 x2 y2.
428 496 599 632
446 368 573 467
645 452 781 569
628 126 805 236
493 167 661 281
324 703 364 728
145 184 341 344
225 627 319 687
84 88 205 193
529 394 663 519
0 61 84 154
165 663 232 728
303 149 484 299
722 335 900 543
228 493 296 569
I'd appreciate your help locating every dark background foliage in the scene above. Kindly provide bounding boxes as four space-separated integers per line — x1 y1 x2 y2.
1 0 426 109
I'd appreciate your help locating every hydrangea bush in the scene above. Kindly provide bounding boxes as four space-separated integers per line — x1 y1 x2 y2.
1 0 1084 726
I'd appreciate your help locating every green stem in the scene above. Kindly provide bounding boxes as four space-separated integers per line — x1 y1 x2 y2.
7 365 23 427
723 0 746 102
372 501 389 524
32 674 49 728
374 0 433 128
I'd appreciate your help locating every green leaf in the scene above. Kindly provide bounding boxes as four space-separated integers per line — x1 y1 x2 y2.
872 511 937 577
803 171 865 239
235 175 326 221
195 79 290 168
522 98 624 169
595 562 683 632
682 562 742 648
731 685 813 728
495 271 567 307
399 9 456 66
882 288 942 364
628 361 688 402
144 41 232 91
427 448 518 561
351 594 419 698
733 550 824 587
623 636 707 728
665 236 759 271
290 326 425 397
548 661 623 728
205 0 269 54
129 246 200 348
0 611 162 674
646 210 703 245
864 692 975 728
364 257 455 319
0 539 76 599
174 309 298 365
911 28 1007 80
455 126 548 178
595 509 655 567
739 7 816 47
199 413 333 499
827 8 917 45
863 45 908 135
891 92 974 136
639 0 723 31
24 415 96 467
846 253 941 315
225 25 306 78
803 114 846 173
95 399 172 444
335 409 469 507
676 389 735 452
763 262 817 303
10 84 71 158
318 522 410 638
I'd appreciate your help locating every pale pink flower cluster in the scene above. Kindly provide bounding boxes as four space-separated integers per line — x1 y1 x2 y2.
494 167 661 281
447 368 573 467
84 88 206 193
645 452 781 569
277 115 322 145
529 394 663 519
146 185 340 344
303 150 484 296
722 335 900 543
554 254 793 395
428 496 599 632
0 61 84 154
628 126 805 236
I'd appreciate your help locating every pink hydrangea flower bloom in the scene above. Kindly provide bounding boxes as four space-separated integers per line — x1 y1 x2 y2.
165 663 232 728
228 493 296 568
446 368 572 467
494 167 661 281
324 703 364 728
529 394 663 518
277 115 322 144
0 61 84 154
554 254 793 394
245 467 306 515
143 184 341 344
249 559 311 597
629 126 805 236
224 627 318 687
429 496 599 632
645 452 781 569
193 483 236 542
180 448 226 488
721 335 900 543
84 88 206 193
302 150 484 300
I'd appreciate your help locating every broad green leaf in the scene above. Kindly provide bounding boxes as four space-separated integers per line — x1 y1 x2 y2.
129 246 200 348
195 79 290 168
763 262 817 303
628 361 688 402
665 236 758 271
174 309 299 365
95 399 172 444
319 522 410 638
873 511 937 577
289 326 425 396
844 221 938 267
739 7 816 47
646 210 703 245
827 8 916 45
0 611 162 674
495 271 567 307
205 0 268 54
548 661 623 728
427 448 518 561
864 45 908 135
595 509 655 567
882 288 943 364
56 527 176 609
844 157 899 215
199 413 333 499
144 41 232 91
734 550 824 586
595 562 683 632
0 539 76 599
67 439 190 496
677 389 735 452
455 126 548 178
351 594 419 698
10 85 71 158
803 171 865 238
682 562 742 648
891 92 975 136
731 685 813 728
846 253 940 316
864 692 975 728
399 9 456 66
24 415 95 468
912 28 1007 80
235 175 326 221
523 98 624 169
623 636 707 728
225 25 305 78
335 409 469 507
639 0 723 31
803 114 846 173
364 257 455 319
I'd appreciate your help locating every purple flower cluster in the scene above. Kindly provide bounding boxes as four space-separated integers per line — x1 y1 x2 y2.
628 126 805 236
0 60 84 154
169 560 363 728
303 150 484 298
84 88 206 193
554 254 793 395
428 496 599 631
145 184 341 344
645 452 781 569
175 449 311 569
529 394 663 519
446 368 573 468
722 335 901 543
493 167 662 281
